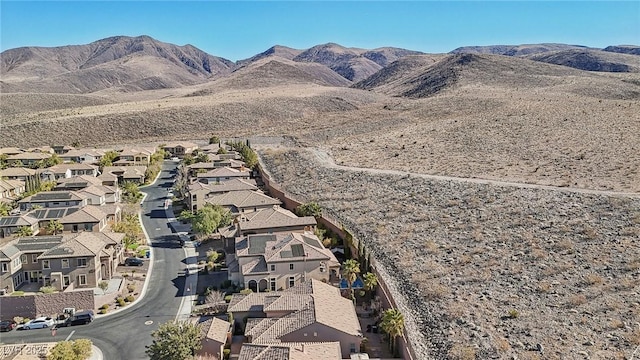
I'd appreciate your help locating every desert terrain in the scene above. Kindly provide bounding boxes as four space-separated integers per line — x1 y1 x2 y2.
1 36 639 359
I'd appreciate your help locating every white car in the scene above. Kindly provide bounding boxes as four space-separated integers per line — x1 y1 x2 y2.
21 317 55 330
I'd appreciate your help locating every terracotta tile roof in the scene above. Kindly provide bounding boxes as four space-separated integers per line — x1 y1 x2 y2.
90 231 125 245
227 293 269 313
205 317 231 343
39 232 107 258
47 163 98 172
238 207 316 232
241 257 269 275
238 342 341 360
78 185 106 197
235 232 337 265
204 179 258 194
7 152 50 160
232 280 362 342
0 147 24 155
205 190 280 210
197 167 250 179
0 179 25 192
56 175 103 188
100 203 121 216
0 167 37 177
59 206 107 223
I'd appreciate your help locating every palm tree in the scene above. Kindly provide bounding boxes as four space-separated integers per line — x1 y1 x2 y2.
380 308 405 356
0 202 12 216
16 226 34 237
342 259 360 302
47 220 63 235
363 272 378 297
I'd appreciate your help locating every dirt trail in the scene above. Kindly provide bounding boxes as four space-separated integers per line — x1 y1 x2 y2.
308 147 640 198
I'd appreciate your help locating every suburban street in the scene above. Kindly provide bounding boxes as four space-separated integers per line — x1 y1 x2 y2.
0 161 191 360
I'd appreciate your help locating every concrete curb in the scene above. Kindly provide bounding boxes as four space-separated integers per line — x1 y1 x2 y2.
89 344 103 360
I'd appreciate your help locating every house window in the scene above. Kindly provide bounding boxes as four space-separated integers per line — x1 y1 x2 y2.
63 276 70 286
72 225 78 232
42 260 50 269
270 264 275 272
270 278 276 291
289 263 294 270
78 274 87 286
61 259 69 268
77 258 87 267
84 223 92 231
21 255 27 264
192 194 197 201
13 258 21 268
350 343 357 353
288 276 295 288
1 263 8 273
314 332 317 337
32 254 38 263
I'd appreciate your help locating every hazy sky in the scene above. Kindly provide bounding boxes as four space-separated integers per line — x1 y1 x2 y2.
1 1 638 61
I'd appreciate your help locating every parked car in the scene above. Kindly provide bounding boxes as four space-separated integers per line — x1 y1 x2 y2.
62 310 94 327
0 320 17 332
124 257 144 266
21 317 55 330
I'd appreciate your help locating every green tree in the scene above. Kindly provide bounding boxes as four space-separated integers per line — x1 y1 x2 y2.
363 272 378 294
342 259 361 302
47 220 63 235
45 154 62 167
216 147 227 155
195 153 209 164
182 154 195 166
11 160 24 168
122 181 143 203
209 135 220 145
295 202 322 218
99 150 119 168
0 202 12 216
39 180 57 192
191 205 230 238
145 321 203 360
47 338 92 360
178 210 195 223
150 149 167 165
0 154 7 169
16 226 33 237
380 308 405 356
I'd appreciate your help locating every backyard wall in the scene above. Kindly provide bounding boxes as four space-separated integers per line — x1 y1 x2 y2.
258 163 416 360
0 290 94 319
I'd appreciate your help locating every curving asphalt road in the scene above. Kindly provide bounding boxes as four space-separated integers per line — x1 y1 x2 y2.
0 161 192 359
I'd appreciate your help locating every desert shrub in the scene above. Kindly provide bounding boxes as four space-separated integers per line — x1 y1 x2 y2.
224 295 232 303
39 286 56 294
584 273 604 286
223 349 231 360
11 291 25 296
100 304 109 310
449 344 476 360
98 309 107 315
567 294 587 307
127 284 135 293
507 309 520 319
117 297 126 307
126 295 135 302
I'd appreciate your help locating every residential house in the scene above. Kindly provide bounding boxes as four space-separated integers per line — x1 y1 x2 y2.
205 190 281 215
0 148 24 156
114 147 155 166
55 175 103 191
238 342 341 360
197 317 232 359
0 179 26 203
186 179 258 212
102 166 147 184
162 142 198 158
7 152 51 167
58 205 111 233
0 236 64 293
0 215 40 239
0 232 124 293
196 167 250 184
229 231 340 292
56 177 120 204
0 167 38 182
228 279 362 358
18 191 87 212
59 148 105 164
40 163 99 181
236 206 317 237
97 172 119 187
27 146 54 154
51 145 74 155
40 232 125 290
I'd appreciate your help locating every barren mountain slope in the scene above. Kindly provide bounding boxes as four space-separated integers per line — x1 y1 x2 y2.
362 47 425 67
186 57 351 95
450 43 588 56
526 48 640 72
259 147 640 360
604 45 640 55
0 35 234 93
235 45 303 68
0 93 114 116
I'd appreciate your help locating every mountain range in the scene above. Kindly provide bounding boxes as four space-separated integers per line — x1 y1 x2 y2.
1 35 639 94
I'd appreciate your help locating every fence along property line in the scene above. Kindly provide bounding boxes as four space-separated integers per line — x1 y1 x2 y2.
256 160 418 360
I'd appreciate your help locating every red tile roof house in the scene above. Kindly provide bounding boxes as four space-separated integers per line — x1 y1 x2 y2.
186 178 258 212
228 279 363 358
228 231 340 293
6 152 51 167
204 190 281 215
196 317 232 360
